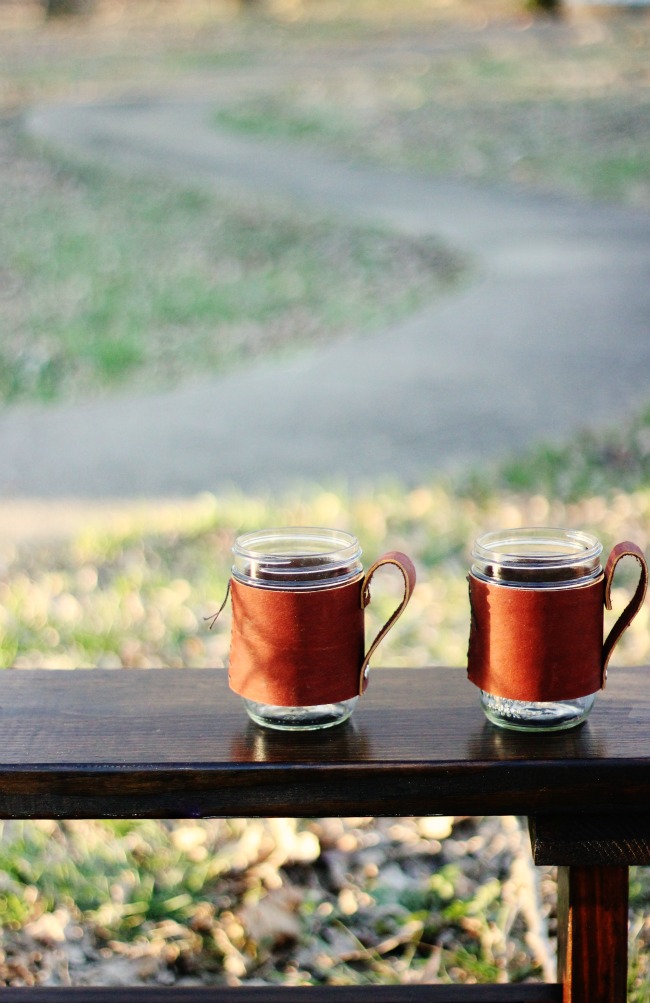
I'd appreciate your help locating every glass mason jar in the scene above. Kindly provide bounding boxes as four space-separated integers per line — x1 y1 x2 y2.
231 527 363 731
470 527 603 732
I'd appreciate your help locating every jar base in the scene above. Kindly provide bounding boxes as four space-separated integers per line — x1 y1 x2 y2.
244 697 357 731
480 691 597 732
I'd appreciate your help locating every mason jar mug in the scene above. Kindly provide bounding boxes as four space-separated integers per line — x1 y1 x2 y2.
467 527 647 732
228 528 416 731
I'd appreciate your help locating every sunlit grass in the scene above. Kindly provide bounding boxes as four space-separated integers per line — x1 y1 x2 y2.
0 0 517 114
3 398 649 671
214 12 650 206
2 482 649 672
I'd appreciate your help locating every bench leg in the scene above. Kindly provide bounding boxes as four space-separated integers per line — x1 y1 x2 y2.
557 865 628 1003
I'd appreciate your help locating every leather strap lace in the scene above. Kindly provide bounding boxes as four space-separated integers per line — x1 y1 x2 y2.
359 551 417 694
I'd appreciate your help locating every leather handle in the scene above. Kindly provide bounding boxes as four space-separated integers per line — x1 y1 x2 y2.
602 541 648 679
358 551 416 695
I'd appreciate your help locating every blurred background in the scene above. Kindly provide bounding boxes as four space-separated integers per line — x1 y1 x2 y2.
0 0 649 993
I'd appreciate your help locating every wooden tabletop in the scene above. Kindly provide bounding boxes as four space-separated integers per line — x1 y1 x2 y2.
0 667 648 819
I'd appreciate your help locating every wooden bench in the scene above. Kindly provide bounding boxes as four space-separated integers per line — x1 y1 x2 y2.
0 665 648 1002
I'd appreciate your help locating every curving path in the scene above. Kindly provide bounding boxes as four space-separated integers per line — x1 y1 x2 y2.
2 91 650 508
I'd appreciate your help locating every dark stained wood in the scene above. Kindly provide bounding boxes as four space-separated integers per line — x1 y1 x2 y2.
0 985 563 1001
530 813 650 865
0 668 643 1000
0 667 649 818
556 866 628 1003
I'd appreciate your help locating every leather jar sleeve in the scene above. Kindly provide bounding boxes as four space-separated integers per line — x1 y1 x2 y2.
228 550 417 706
228 576 365 707
467 575 605 702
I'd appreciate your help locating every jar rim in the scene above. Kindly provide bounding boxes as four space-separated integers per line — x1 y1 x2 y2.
232 527 363 587
233 527 360 563
472 527 602 568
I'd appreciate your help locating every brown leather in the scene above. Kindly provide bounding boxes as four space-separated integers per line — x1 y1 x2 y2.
467 574 605 701
229 575 365 706
468 539 648 702
603 541 649 677
228 551 416 706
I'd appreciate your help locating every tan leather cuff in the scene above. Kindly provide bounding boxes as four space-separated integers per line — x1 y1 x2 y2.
229 576 365 706
228 551 416 707
467 575 605 702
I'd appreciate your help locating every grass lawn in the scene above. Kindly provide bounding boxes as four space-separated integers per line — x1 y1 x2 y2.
1 0 650 994
213 4 650 207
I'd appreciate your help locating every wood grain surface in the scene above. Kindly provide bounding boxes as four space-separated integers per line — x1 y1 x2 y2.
0 667 640 1000
557 865 629 1003
0 667 647 818
530 812 650 865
